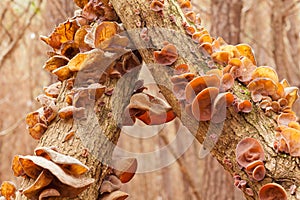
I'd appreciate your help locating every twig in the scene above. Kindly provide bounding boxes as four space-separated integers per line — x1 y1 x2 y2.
0 0 43 68
0 118 23 136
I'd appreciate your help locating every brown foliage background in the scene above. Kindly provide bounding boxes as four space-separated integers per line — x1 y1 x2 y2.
0 0 299 199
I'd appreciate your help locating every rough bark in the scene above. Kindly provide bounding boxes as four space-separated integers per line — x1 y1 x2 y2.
110 0 300 199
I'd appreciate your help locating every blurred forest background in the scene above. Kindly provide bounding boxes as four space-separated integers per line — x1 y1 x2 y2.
0 0 299 199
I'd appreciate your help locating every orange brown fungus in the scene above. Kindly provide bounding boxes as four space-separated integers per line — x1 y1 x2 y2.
124 92 176 125
259 183 288 200
0 181 17 200
274 126 300 157
150 0 164 12
12 147 94 199
112 158 138 183
153 43 178 65
236 138 266 181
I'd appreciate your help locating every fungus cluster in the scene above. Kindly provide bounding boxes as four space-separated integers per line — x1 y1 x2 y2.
236 138 266 182
177 0 300 157
11 147 94 199
123 90 176 125
99 158 137 199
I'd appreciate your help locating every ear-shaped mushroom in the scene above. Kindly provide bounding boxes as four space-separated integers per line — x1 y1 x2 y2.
236 137 265 168
28 123 48 140
276 127 300 157
150 0 164 12
153 43 178 65
43 82 62 98
211 92 234 123
247 78 278 102
34 147 89 176
100 175 122 194
58 106 85 120
126 93 176 125
174 64 189 75
237 100 253 113
43 55 69 73
52 65 73 81
101 190 129 200
185 75 220 103
245 160 266 181
112 158 138 183
94 21 119 48
170 73 195 84
0 181 16 200
238 57 257 84
220 73 234 92
39 188 60 200
259 183 287 200
22 170 53 199
211 51 230 64
284 87 299 107
252 66 279 83
191 87 219 121
12 155 25 177
277 113 297 126
18 155 94 198
236 44 256 65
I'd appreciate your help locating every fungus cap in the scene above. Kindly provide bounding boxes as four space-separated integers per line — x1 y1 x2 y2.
236 137 265 168
259 183 287 200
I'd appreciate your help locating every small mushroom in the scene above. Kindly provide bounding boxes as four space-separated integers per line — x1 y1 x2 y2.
259 183 287 200
220 73 234 92
251 164 266 181
238 57 257 84
52 65 73 81
236 44 256 65
101 190 129 200
112 157 138 183
170 73 195 84
284 87 299 107
150 0 164 12
247 78 278 102
276 127 300 157
100 175 122 194
126 93 176 125
185 11 196 23
28 123 48 140
174 64 189 75
252 66 279 84
153 43 178 65
185 75 220 103
191 87 219 121
43 82 62 98
94 21 119 48
277 112 297 126
42 55 69 73
199 42 213 55
211 51 230 64
236 137 265 168
58 106 85 120
22 170 53 199
0 181 16 200
211 92 234 123
237 100 253 113
38 188 60 200
12 155 25 177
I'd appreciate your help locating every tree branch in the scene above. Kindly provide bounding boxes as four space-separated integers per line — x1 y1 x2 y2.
110 0 300 199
